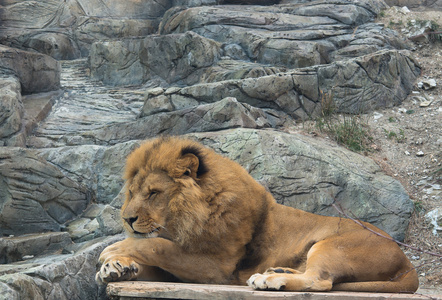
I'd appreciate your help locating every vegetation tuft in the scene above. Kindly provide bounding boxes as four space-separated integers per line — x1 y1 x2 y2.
315 91 374 153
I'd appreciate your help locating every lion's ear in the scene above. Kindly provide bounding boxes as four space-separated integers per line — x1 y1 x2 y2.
178 145 208 179
179 153 200 179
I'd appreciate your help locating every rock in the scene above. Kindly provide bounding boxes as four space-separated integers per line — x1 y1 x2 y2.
190 128 414 241
0 0 172 59
90 31 222 86
37 142 140 204
0 75 23 143
0 148 91 236
416 150 425 156
24 32 81 60
0 45 61 93
0 232 72 264
139 50 420 119
425 208 442 236
96 205 124 236
418 78 437 90
407 19 439 43
159 2 396 66
32 97 288 147
0 234 124 300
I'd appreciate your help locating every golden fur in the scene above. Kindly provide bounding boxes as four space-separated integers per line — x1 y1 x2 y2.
96 136 418 293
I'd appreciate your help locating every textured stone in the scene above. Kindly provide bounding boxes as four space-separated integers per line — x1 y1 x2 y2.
0 235 124 300
0 232 72 264
0 45 61 93
0 75 23 142
0 148 90 236
189 128 413 241
140 50 420 119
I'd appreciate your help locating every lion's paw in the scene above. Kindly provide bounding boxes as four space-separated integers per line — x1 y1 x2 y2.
96 257 140 284
247 273 287 290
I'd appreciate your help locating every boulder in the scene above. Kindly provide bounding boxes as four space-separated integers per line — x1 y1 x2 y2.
0 148 90 236
0 45 61 93
159 2 396 66
90 31 222 86
0 235 124 300
37 142 139 204
0 232 72 264
36 128 413 241
134 50 420 119
0 0 172 59
0 75 23 144
30 97 288 147
190 128 413 241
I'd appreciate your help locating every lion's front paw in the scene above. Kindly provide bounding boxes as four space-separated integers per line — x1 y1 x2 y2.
247 273 287 290
96 257 140 284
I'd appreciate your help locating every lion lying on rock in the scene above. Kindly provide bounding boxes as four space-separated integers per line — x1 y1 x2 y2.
96 136 418 293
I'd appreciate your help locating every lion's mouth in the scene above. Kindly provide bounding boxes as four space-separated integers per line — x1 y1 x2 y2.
133 227 160 237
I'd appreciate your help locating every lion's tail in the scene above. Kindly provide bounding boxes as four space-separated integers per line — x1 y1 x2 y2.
332 267 419 293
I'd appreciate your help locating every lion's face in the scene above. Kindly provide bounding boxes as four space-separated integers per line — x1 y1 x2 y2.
121 170 176 238
121 137 212 246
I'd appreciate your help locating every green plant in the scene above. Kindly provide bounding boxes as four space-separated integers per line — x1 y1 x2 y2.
406 109 415 114
316 115 374 153
319 90 336 118
315 91 374 153
383 128 405 143
388 117 396 123
414 200 424 213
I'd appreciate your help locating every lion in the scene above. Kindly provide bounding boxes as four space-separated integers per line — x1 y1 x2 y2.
96 136 419 293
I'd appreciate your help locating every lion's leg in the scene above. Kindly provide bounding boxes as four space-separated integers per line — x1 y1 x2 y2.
247 270 332 291
263 267 302 275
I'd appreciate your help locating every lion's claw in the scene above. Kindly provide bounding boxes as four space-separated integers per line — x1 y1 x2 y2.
95 257 140 284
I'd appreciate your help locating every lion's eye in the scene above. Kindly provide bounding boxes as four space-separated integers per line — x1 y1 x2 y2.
183 169 191 176
148 191 158 199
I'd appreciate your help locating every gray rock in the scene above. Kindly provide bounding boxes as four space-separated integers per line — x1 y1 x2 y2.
188 128 413 241
90 31 222 86
0 232 72 264
72 97 288 145
0 75 23 142
0 234 124 300
143 50 420 119
159 1 397 66
0 0 173 58
38 142 140 204
0 148 90 236
96 205 124 236
425 208 442 236
0 45 61 93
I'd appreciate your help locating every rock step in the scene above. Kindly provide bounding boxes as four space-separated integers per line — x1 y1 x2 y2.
27 59 146 148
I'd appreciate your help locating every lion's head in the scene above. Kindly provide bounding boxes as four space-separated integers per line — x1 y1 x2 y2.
121 137 219 247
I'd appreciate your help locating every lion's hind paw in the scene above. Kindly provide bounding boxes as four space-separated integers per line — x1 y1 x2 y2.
96 257 140 284
247 273 287 290
264 267 300 275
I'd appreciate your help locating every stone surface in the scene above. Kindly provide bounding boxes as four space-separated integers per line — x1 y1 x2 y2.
190 129 413 241
30 94 288 147
0 148 91 236
90 31 222 86
0 234 124 300
134 50 420 119
0 232 72 264
0 75 23 143
0 1 426 299
0 0 172 59
0 45 61 94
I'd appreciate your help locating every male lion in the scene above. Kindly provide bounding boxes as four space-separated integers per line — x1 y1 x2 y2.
96 136 419 293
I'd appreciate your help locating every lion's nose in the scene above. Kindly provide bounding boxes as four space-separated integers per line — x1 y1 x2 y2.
124 216 138 228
